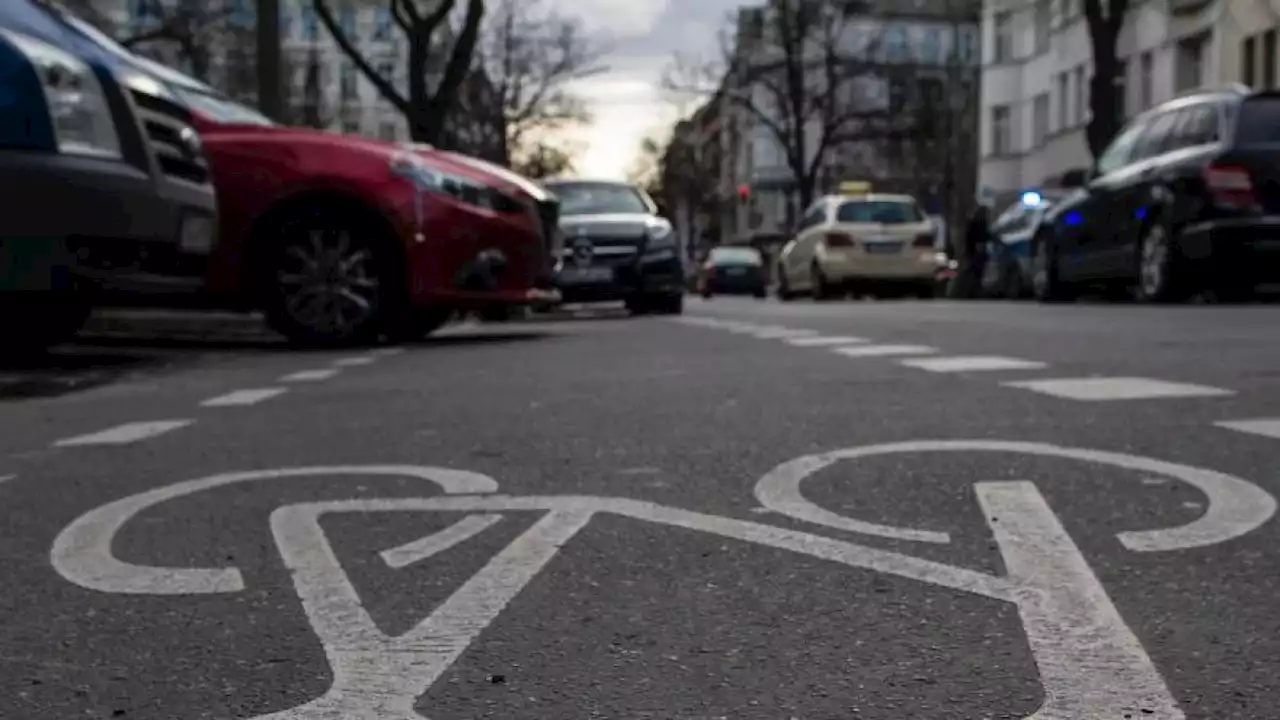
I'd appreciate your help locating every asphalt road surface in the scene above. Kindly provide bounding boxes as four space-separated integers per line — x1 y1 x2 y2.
2 299 1278 719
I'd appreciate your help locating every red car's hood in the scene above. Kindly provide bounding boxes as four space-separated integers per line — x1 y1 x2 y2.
406 144 554 203
197 121 402 158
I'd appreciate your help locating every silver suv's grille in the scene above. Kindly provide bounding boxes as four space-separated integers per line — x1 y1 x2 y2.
129 90 211 186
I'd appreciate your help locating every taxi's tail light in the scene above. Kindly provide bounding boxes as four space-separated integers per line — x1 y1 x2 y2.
913 233 934 247
1204 163 1259 209
823 233 855 248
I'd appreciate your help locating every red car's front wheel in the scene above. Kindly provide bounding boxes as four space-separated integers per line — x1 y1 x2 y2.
261 204 396 346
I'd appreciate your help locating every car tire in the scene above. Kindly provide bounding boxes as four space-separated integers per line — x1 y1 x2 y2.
1031 231 1073 303
261 203 398 346
810 263 836 300
0 297 89 358
775 268 795 301
1133 222 1188 303
655 294 684 315
700 290 713 299
753 288 768 299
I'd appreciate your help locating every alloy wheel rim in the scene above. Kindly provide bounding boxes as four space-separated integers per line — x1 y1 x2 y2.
1139 227 1167 297
277 228 380 335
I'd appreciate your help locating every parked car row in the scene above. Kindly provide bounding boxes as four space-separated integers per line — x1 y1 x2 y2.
1 0 565 355
981 84 1280 304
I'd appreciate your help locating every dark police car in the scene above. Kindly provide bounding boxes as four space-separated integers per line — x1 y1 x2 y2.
543 179 684 315
1033 84 1280 303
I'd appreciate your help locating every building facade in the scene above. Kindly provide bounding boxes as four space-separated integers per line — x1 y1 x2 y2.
98 0 500 155
713 0 982 248
977 0 1280 205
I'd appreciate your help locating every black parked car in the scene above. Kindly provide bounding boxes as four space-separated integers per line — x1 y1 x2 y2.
542 179 684 315
1033 84 1280 303
698 246 767 298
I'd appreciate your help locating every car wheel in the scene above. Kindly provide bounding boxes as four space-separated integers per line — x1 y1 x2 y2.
810 263 835 300
653 294 684 315
262 205 395 346
700 290 713 299
1133 223 1187 303
775 266 794 301
1031 231 1073 303
0 297 89 358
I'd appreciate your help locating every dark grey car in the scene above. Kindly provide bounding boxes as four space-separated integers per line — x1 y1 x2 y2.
542 179 685 315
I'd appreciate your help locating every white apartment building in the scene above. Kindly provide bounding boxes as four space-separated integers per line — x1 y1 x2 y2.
102 0 433 141
978 0 1280 202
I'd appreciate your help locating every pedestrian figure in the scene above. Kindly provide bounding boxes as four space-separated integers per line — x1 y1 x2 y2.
954 203 991 298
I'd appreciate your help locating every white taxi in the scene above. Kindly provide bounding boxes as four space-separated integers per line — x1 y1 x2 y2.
775 193 938 300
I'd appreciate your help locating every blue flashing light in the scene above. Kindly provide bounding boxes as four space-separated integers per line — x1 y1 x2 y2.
1064 210 1083 226
1020 190 1043 207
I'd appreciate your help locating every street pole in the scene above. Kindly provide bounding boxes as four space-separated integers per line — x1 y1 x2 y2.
256 0 283 119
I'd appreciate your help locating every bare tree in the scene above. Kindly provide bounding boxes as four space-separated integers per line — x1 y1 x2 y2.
475 0 608 163
666 0 886 209
511 141 575 179
313 0 484 143
1083 0 1131 159
63 0 235 81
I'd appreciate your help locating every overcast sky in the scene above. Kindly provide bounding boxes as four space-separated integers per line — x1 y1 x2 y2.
547 0 746 178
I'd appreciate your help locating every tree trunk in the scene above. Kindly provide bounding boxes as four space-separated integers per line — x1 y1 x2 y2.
1083 0 1129 159
256 0 282 119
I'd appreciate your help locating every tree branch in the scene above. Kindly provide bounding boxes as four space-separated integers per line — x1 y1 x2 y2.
314 0 408 113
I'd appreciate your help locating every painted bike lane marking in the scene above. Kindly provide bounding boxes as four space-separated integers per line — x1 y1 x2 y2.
47 441 1278 718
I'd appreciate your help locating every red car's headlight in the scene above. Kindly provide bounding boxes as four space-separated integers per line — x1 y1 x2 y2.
389 153 522 213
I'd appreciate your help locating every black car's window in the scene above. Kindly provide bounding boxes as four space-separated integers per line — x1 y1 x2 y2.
1130 111 1180 161
1177 104 1220 147
709 247 762 265
836 200 923 223
1095 120 1147 175
547 183 650 215
1233 96 1280 142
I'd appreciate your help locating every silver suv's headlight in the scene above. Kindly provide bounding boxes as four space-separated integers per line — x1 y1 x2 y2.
0 29 122 160
645 219 676 250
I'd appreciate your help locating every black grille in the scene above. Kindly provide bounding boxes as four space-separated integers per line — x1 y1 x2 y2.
535 199 561 264
130 89 211 186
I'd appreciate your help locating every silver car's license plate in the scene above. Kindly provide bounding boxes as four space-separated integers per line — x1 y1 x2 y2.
559 266 613 283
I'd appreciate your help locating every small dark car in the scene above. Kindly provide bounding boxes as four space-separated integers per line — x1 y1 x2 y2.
1033 84 1280 302
698 246 767 298
543 179 684 315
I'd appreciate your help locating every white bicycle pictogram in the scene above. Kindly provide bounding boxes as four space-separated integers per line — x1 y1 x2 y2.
50 440 1277 719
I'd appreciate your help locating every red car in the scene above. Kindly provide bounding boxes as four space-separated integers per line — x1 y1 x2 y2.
107 51 559 345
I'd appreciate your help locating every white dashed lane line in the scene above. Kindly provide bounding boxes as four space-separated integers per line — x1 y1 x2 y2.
200 388 288 407
1214 418 1280 439
750 328 819 339
333 356 377 367
900 356 1048 372
280 369 340 382
831 344 938 358
785 335 869 346
53 420 193 447
1002 377 1235 401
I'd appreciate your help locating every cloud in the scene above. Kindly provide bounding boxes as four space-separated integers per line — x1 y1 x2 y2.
546 0 670 37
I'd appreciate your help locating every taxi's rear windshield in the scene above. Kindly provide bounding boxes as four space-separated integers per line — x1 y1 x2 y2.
836 201 924 224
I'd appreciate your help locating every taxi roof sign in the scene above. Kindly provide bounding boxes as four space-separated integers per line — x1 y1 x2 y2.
838 180 871 194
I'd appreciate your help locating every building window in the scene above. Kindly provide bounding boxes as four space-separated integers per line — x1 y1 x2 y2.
342 120 361 135
1243 35 1258 88
1034 0 1051 55
1176 32 1209 92
991 105 1011 155
374 7 393 40
301 6 319 41
884 25 909 63
1057 72 1069 129
1073 66 1087 125
1265 29 1277 89
959 25 980 65
1139 51 1153 109
379 122 398 141
919 27 942 65
339 3 358 38
340 64 358 100
1033 92 1050 146
993 11 1013 63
